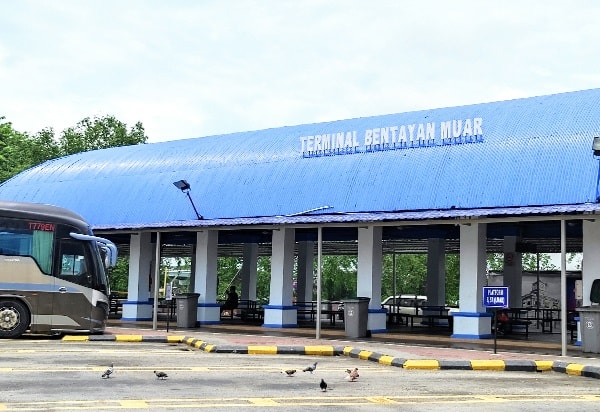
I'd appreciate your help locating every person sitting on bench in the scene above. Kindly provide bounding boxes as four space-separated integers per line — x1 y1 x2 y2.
221 286 239 317
496 310 510 334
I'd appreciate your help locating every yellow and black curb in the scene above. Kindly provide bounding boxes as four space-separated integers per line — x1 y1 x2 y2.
63 334 600 379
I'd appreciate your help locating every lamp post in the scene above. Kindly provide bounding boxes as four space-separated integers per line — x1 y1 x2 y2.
173 180 203 220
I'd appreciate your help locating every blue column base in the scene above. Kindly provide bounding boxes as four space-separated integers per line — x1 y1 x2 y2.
451 333 493 339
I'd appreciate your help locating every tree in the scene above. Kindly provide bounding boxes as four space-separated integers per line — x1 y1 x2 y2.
217 257 241 299
487 252 557 272
522 253 556 271
381 254 427 297
321 255 357 300
0 117 38 182
445 254 460 305
256 256 271 303
59 115 147 155
107 257 129 293
0 115 148 184
29 128 61 165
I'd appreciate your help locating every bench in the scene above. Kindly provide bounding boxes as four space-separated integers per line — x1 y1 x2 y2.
218 300 264 321
296 301 344 326
568 320 578 342
495 318 531 338
238 300 264 321
109 292 127 315
386 312 414 326
420 306 453 329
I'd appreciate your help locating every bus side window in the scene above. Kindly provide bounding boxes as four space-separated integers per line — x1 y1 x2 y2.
58 241 92 288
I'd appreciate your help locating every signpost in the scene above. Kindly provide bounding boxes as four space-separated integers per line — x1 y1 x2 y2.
483 286 509 354
166 282 174 332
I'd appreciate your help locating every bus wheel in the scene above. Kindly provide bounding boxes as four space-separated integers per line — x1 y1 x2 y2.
0 300 30 338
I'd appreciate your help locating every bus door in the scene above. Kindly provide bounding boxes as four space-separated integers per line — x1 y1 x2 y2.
52 240 94 332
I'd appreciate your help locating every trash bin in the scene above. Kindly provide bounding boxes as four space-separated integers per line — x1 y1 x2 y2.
176 293 200 328
343 297 370 338
578 307 600 353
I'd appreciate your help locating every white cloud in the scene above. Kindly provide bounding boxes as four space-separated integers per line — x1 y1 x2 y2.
2 0 600 142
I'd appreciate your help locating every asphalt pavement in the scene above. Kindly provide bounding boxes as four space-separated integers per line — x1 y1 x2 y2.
58 318 600 379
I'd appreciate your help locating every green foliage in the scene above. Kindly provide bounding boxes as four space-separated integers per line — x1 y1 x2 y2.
488 252 557 271
321 255 357 300
0 118 38 182
318 253 460 305
0 114 148 183
217 257 241 299
30 128 61 165
522 253 556 271
59 115 147 155
108 257 130 293
379 254 428 298
567 253 582 269
445 254 460 305
487 253 504 271
256 256 271 303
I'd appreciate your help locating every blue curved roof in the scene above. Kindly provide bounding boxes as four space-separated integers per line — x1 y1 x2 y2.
1 89 600 230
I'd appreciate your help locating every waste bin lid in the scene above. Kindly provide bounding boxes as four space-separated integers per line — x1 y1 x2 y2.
176 293 200 298
343 297 370 303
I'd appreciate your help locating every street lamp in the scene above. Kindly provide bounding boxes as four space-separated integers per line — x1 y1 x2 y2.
172 179 203 220
593 136 600 156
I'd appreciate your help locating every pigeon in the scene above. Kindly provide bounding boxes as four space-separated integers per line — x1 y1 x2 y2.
303 361 318 374
154 370 168 380
319 378 328 392
347 367 359 382
282 369 296 376
101 363 114 379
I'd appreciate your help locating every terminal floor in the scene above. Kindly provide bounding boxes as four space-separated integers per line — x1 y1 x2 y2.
106 317 586 359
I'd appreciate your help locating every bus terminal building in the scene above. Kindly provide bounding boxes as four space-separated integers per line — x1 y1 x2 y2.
2 88 600 342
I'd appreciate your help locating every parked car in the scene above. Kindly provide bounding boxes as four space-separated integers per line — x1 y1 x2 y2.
381 295 428 316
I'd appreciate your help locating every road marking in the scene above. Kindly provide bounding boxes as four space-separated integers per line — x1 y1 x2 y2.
248 398 280 406
0 394 599 410
0 365 389 373
119 400 149 408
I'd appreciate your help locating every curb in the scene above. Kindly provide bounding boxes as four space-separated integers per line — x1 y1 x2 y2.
63 334 599 379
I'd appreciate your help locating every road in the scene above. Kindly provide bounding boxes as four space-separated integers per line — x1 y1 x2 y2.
0 337 599 411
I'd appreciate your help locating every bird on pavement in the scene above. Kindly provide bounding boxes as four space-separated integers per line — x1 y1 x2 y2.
154 370 168 380
346 368 359 382
282 369 296 376
320 378 328 392
303 362 318 374
101 363 114 379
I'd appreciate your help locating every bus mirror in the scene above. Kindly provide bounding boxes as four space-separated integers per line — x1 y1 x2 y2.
69 233 118 267
98 243 117 268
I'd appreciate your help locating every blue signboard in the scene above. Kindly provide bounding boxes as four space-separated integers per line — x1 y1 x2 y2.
483 286 509 308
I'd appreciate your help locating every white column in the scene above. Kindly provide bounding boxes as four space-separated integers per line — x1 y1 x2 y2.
122 232 154 320
503 235 523 308
296 241 314 314
582 219 600 306
193 230 220 325
452 222 491 339
264 228 297 327
240 243 258 302
357 226 386 333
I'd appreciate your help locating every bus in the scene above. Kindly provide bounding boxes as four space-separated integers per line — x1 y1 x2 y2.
0 200 117 338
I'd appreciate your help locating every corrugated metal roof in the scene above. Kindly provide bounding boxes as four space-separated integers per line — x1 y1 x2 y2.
91 203 600 230
1 89 599 230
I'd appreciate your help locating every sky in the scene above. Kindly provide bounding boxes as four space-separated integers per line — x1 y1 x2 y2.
1 1 600 144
